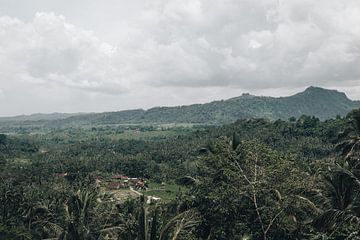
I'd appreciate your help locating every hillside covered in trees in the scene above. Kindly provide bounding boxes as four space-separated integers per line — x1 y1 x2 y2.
2 107 360 239
1 87 359 132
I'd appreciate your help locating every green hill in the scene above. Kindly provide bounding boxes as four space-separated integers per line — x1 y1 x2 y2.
0 112 84 122
1 87 359 129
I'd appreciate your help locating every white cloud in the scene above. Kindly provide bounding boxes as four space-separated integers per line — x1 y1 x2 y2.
1 0 360 115
113 0 360 89
0 12 127 94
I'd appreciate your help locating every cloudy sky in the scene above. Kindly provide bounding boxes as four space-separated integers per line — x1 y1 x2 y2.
1 0 360 116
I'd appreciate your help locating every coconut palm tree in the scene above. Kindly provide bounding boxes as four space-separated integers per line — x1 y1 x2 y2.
310 169 360 235
336 109 360 164
59 190 98 240
133 195 200 240
134 202 200 240
35 189 98 240
159 209 200 240
137 195 148 240
301 110 360 237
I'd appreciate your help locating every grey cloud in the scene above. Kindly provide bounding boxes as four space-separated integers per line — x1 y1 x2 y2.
3 1 360 91
106 0 360 90
28 48 81 78
0 12 126 94
0 0 360 115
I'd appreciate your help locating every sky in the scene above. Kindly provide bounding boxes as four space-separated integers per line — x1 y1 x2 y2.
1 0 360 116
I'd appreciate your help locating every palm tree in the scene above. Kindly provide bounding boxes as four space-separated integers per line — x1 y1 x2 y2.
134 194 200 240
159 209 200 240
336 109 360 163
60 190 97 239
301 111 360 236
36 189 98 240
137 195 148 240
138 200 189 240
310 169 360 235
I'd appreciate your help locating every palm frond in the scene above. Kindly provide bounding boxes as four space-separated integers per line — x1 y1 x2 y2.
312 209 347 231
351 110 360 133
159 209 201 240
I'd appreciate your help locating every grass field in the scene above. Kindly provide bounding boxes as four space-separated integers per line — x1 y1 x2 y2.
141 182 187 202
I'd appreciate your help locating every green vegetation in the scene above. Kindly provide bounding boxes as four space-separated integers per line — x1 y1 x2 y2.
2 106 360 239
1 87 359 133
142 183 186 202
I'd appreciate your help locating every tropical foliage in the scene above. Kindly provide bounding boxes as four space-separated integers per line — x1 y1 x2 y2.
1 109 360 239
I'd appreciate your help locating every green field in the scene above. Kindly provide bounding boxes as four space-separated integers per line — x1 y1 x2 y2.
142 182 187 202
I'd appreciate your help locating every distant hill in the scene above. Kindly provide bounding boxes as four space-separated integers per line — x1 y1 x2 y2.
0 112 84 122
1 87 359 129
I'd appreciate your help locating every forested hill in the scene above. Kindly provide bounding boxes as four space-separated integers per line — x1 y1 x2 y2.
1 86 360 128
0 112 84 122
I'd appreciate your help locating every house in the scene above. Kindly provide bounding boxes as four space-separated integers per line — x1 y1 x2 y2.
146 196 161 204
134 178 146 190
129 178 139 184
106 175 147 190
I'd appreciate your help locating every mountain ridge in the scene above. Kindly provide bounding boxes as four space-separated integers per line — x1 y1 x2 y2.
1 86 359 128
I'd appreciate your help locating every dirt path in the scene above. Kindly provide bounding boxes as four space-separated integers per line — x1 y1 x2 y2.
110 189 139 202
129 186 142 196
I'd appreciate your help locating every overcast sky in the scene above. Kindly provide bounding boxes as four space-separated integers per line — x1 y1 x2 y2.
1 0 360 116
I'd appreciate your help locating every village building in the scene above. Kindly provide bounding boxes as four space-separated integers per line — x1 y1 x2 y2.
105 174 147 191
